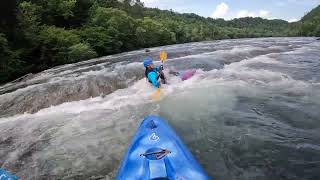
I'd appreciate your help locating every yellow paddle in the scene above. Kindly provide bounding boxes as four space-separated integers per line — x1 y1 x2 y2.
151 88 161 101
151 51 168 101
160 51 167 63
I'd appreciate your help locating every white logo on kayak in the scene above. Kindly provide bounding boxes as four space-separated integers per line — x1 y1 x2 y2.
149 133 159 141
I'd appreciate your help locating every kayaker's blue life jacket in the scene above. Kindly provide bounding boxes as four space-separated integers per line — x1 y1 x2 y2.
145 66 162 88
145 68 160 83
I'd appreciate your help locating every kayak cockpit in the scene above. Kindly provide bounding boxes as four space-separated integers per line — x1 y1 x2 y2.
140 148 174 179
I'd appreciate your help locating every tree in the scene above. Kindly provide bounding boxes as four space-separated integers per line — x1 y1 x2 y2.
80 26 121 55
0 0 18 35
47 0 76 18
38 26 81 66
70 0 94 27
17 1 42 42
0 33 24 83
66 43 97 62
135 17 174 47
1 0 318 84
28 0 77 27
88 7 137 50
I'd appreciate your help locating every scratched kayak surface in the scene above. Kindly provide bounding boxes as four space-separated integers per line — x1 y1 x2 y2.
0 38 320 180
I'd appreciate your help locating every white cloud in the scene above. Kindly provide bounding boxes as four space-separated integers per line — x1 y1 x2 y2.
259 10 270 18
236 9 273 19
211 2 229 19
141 0 158 3
141 0 159 6
141 0 191 13
237 10 255 18
288 18 298 22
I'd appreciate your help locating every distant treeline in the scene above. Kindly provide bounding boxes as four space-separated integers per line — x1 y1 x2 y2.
0 0 319 84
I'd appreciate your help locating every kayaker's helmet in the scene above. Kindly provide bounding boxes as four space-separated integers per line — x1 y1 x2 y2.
143 58 153 67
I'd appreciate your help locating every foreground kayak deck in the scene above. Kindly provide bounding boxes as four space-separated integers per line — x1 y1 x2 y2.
0 168 19 180
117 115 210 180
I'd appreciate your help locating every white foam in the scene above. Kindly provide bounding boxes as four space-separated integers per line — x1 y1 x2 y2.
2 50 317 125
1 37 318 124
0 78 153 123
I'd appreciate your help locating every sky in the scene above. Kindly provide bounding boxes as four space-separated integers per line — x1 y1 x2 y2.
141 0 320 22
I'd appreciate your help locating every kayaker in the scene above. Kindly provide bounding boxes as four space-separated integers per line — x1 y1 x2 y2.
143 57 166 88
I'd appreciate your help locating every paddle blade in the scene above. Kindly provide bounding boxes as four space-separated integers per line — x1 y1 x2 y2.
151 88 162 101
160 51 167 62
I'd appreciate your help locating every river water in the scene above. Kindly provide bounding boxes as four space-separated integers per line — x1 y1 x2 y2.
0 38 320 180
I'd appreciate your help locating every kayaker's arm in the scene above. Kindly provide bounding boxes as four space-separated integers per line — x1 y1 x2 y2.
147 72 160 88
155 65 163 72
155 65 167 84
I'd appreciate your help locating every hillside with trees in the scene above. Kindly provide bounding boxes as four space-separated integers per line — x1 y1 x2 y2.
300 5 320 36
0 0 319 84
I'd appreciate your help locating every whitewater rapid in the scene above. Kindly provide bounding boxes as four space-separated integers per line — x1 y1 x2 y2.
1 38 320 180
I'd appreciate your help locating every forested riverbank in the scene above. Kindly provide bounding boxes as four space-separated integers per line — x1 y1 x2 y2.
0 0 319 83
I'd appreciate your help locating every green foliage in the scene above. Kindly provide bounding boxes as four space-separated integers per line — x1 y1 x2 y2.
88 7 137 51
300 5 320 36
136 17 175 47
0 0 18 34
0 33 24 82
25 0 77 26
0 0 318 84
39 26 81 66
80 26 117 55
17 1 42 42
302 5 320 22
71 0 94 27
66 43 97 62
40 26 80 47
47 0 77 18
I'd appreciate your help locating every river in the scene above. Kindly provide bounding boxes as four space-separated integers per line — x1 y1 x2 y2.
0 37 320 180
